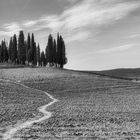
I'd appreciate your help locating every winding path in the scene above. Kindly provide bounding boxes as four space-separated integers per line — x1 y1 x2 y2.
0 79 58 140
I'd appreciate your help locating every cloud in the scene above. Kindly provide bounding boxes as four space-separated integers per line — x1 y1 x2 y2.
128 34 140 38
32 0 139 31
96 44 137 54
0 22 22 37
21 0 140 42
0 0 139 43
65 30 91 43
22 20 38 28
61 0 136 30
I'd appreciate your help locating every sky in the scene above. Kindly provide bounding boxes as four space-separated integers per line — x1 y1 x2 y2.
0 0 140 70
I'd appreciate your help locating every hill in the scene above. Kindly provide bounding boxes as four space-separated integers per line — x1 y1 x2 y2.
95 68 140 80
81 68 140 81
1 67 140 139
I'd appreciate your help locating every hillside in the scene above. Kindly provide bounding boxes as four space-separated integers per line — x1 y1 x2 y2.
1 67 140 139
83 68 140 81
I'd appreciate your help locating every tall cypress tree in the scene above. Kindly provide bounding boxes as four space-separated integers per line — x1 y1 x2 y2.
11 34 17 63
41 51 46 66
36 43 40 66
9 37 13 61
57 35 67 68
57 33 61 67
0 44 2 63
33 42 37 65
53 39 57 67
2 40 8 62
61 36 67 68
26 33 30 62
45 45 48 65
30 33 36 65
18 31 26 64
46 34 53 66
0 41 4 62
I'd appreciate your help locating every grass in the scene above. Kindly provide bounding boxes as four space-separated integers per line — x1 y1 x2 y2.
1 67 140 139
93 68 140 80
0 79 51 139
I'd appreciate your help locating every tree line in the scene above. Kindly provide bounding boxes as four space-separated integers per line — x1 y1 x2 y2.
0 31 67 68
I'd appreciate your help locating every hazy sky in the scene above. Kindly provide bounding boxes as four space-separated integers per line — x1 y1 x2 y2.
0 0 140 70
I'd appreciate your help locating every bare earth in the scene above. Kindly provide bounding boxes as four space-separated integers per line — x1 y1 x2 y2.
1 68 140 139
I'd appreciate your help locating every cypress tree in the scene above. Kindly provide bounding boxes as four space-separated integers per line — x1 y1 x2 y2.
5 46 9 62
0 41 4 62
27 49 32 65
18 31 26 64
45 45 49 65
11 34 17 63
0 45 2 63
53 39 57 67
2 40 8 62
57 35 67 68
36 43 40 66
41 51 46 66
33 42 37 65
9 37 13 61
61 36 67 68
30 33 37 65
57 33 61 67
26 33 30 62
46 34 53 66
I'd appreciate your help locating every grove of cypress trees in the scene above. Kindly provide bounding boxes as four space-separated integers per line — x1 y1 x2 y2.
0 31 67 68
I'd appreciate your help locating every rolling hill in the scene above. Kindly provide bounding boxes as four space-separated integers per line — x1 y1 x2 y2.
0 67 140 139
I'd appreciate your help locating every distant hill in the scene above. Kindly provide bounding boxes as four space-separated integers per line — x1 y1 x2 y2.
81 68 140 81
95 68 140 80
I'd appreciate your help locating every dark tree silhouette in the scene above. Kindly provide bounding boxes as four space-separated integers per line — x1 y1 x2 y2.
1 40 9 62
60 36 67 68
41 51 46 66
0 41 4 62
57 33 61 67
11 34 17 63
18 31 26 64
46 34 53 66
57 34 67 68
26 33 30 63
8 37 13 61
0 44 2 63
33 42 37 65
0 31 67 68
53 39 57 67
27 49 33 64
36 43 41 66
30 33 37 65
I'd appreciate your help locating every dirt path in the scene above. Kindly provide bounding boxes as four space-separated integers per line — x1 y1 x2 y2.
0 79 58 140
